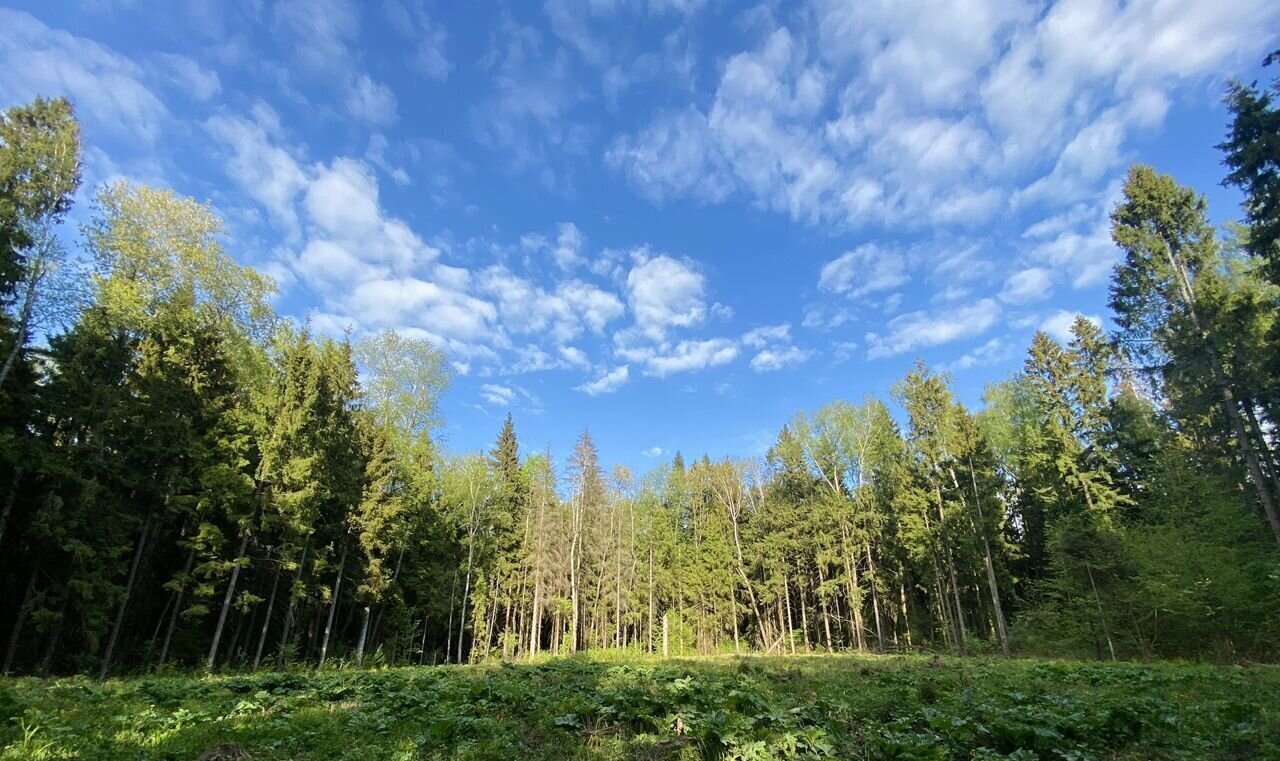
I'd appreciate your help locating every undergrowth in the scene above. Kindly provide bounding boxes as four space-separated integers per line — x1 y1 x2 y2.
1 655 1277 760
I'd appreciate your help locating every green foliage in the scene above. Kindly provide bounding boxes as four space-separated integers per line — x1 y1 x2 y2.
2 655 1278 760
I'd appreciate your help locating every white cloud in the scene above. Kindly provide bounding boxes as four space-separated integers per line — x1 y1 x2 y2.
619 337 740 377
347 277 496 341
154 53 221 101
605 108 735 204
1030 222 1118 288
642 446 665 457
0 10 168 142
1039 310 1102 343
819 243 909 297
626 252 707 339
750 345 811 372
480 383 517 407
297 239 383 287
609 0 1272 235
345 73 399 125
577 365 630 395
477 267 624 343
742 323 791 349
941 337 1017 372
559 345 591 368
206 111 310 235
305 159 383 236
867 298 1001 358
552 222 585 270
999 267 1053 305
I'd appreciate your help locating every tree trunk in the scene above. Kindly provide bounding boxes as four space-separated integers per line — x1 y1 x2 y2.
101 517 151 680
445 570 457 664
661 611 669 658
355 606 371 666
865 542 884 649
457 543 475 664
1086 563 1117 661
318 542 348 667
798 574 811 652
966 459 1010 657
1164 244 1280 545
159 544 196 666
899 581 912 648
783 575 796 655
647 547 655 653
816 567 834 652
0 265 39 388
208 527 251 671
253 562 281 670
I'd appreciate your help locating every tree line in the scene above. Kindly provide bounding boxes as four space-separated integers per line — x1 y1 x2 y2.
0 56 1278 674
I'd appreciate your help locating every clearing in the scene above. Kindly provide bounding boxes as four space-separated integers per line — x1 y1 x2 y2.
2 655 1277 760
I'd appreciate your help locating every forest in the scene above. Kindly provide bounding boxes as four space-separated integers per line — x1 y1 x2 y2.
0 60 1278 686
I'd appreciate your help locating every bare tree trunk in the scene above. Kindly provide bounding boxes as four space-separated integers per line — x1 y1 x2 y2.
101 517 151 680
1086 563 1117 662
798 575 811 652
208 528 251 671
529 575 542 659
865 542 884 649
647 547 655 653
899 582 912 648
445 571 457 664
318 542 347 667
355 606 371 666
783 575 796 655
159 544 196 666
965 460 1010 657
253 562 281 670
816 566 834 652
0 263 40 388
661 611 669 658
457 543 475 664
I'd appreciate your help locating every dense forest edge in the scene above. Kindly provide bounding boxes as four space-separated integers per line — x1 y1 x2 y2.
0 52 1278 688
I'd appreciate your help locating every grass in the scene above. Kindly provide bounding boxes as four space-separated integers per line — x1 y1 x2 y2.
1 654 1278 760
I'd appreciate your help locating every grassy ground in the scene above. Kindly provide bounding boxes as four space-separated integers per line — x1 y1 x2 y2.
1 654 1277 760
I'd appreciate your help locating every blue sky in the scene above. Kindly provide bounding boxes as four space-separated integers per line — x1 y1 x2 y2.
1 0 1275 473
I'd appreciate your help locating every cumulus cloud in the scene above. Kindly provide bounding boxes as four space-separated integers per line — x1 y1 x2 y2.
867 298 1001 358
742 323 791 349
642 446 665 457
206 110 310 235
552 222 585 270
577 365 630 395
750 345 811 372
626 251 707 339
608 0 1271 236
